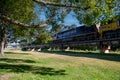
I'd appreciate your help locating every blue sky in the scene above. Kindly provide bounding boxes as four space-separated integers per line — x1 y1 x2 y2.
39 10 81 26
35 4 81 27
64 10 80 26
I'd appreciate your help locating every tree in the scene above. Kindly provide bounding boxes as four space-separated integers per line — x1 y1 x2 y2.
34 31 52 44
0 0 41 55
33 0 120 25
0 0 119 55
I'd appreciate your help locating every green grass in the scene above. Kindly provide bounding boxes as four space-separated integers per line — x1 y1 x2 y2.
0 49 120 80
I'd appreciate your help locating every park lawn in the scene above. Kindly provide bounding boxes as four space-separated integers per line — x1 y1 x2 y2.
0 50 120 80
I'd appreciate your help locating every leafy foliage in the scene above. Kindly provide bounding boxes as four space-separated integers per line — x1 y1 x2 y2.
43 0 119 26
1 0 35 23
0 0 38 46
0 0 120 44
34 31 52 44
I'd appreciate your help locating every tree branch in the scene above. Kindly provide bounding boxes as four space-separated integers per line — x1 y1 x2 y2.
33 0 90 10
0 14 48 28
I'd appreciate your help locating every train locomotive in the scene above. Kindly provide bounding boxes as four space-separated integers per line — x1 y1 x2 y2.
22 20 120 52
52 20 120 46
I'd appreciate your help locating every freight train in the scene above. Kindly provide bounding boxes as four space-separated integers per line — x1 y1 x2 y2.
22 20 120 52
52 20 120 44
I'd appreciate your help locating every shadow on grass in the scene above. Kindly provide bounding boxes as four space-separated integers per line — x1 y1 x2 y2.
5 52 30 55
40 50 120 62
0 63 66 76
0 58 36 63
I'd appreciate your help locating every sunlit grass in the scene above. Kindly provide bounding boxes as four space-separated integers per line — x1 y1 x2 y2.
0 49 120 80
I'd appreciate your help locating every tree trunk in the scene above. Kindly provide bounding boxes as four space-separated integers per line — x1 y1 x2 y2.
0 22 6 55
0 40 5 55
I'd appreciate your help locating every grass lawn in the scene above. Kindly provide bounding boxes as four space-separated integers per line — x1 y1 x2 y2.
0 49 120 80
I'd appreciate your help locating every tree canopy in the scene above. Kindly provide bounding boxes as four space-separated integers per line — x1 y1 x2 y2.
0 0 119 28
0 0 120 55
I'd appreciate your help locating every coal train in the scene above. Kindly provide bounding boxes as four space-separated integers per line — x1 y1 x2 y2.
22 20 120 52
52 20 120 44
